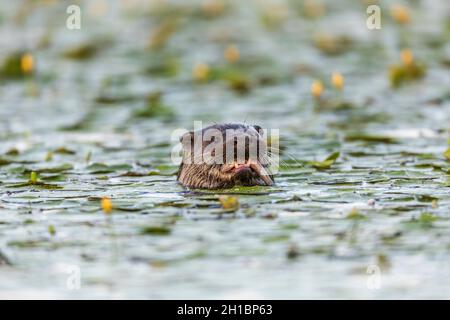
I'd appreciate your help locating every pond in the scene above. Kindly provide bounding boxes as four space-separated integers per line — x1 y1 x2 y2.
0 0 449 299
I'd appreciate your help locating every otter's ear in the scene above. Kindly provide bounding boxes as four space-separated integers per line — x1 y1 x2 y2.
253 125 263 135
180 131 194 147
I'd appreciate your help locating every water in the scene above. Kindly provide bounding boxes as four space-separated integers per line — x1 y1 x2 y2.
0 0 449 299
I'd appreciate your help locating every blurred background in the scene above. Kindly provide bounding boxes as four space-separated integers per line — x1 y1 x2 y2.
0 0 449 299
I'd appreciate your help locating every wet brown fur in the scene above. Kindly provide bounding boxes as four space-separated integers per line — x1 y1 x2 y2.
177 123 274 189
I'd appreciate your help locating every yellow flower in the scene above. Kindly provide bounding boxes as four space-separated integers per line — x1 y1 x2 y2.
303 0 325 19
400 48 414 66
219 195 239 211
331 72 344 90
390 5 410 24
431 200 438 209
30 171 38 184
101 196 113 214
21 53 34 74
201 0 225 17
311 80 324 98
45 151 53 162
224 45 240 63
48 225 56 236
347 207 365 220
192 63 210 82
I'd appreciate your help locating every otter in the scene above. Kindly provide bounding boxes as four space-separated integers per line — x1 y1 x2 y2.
177 123 274 189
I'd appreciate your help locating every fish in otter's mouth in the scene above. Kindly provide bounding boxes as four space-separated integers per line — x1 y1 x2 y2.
177 123 275 189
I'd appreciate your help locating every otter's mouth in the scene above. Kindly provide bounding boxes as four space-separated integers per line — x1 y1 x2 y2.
221 160 273 186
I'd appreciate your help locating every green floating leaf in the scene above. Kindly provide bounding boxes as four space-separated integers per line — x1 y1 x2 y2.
280 223 300 230
5 148 19 156
309 159 334 169
62 43 98 60
0 51 33 79
156 201 192 208
209 67 252 94
416 195 438 203
275 195 303 203
389 62 426 88
87 163 132 174
54 147 76 155
145 55 179 77
418 212 438 223
119 171 150 177
133 91 174 119
62 38 112 60
151 164 179 176
7 181 63 189
0 158 13 166
309 151 340 169
262 234 290 243
345 134 397 144
40 174 66 182
313 34 353 56
23 164 73 174
140 226 172 236
95 94 139 105
403 212 438 229
325 151 340 161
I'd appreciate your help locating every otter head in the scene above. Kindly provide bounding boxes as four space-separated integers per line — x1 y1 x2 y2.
177 123 274 189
